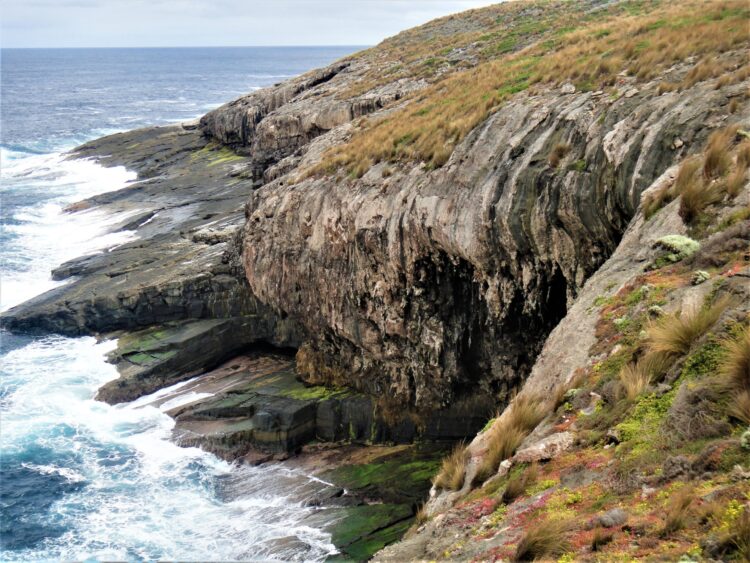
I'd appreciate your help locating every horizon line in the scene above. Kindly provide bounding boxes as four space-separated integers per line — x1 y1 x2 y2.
0 44 371 50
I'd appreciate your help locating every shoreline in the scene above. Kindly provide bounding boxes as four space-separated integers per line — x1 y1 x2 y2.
0 121 448 560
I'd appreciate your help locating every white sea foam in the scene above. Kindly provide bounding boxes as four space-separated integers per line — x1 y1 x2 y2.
0 336 337 561
1 151 137 311
1 132 337 563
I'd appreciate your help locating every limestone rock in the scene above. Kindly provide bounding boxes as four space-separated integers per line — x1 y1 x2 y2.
512 431 574 463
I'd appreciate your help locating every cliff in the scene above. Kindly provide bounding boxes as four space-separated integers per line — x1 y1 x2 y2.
2 0 749 560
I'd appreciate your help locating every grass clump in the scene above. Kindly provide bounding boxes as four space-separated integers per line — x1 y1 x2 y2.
474 394 546 485
713 503 750 561
433 442 467 491
679 171 724 224
310 0 750 178
617 352 672 401
644 126 748 221
703 127 737 179
548 143 570 168
501 463 539 505
720 325 750 391
660 487 695 537
647 297 729 357
513 518 571 562
729 390 750 425
590 528 614 551
720 325 750 424
619 361 651 401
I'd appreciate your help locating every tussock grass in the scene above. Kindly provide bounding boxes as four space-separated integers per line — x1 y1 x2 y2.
729 389 750 425
737 140 750 170
590 528 614 551
513 518 572 562
414 502 429 526
715 506 750 560
679 172 724 224
721 326 750 423
645 126 749 219
643 186 675 220
433 442 467 491
310 0 750 177
501 463 539 505
474 394 546 485
618 352 673 400
703 126 737 179
548 143 570 168
730 508 750 561
722 326 750 391
479 426 526 483
725 167 747 197
660 487 695 537
619 361 651 400
647 297 729 357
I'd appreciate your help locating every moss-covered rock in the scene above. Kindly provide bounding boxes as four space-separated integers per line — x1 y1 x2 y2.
652 235 700 268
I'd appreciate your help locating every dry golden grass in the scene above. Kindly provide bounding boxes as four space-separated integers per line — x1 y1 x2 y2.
738 140 750 170
721 325 750 391
660 487 695 537
729 389 750 425
721 325 750 424
704 126 737 179
726 167 747 197
548 143 570 168
414 502 429 526
474 426 526 485
642 186 675 219
647 297 730 357
309 0 750 177
618 352 673 400
672 154 720 223
645 126 749 219
679 177 724 223
433 442 467 491
513 518 572 562
619 361 651 400
474 394 546 485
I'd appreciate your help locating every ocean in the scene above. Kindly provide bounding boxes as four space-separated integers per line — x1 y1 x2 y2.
0 46 359 561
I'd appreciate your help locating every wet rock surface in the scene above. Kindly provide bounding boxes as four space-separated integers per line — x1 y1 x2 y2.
135 352 491 457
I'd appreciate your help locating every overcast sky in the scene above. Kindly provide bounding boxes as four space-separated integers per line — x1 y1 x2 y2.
2 0 500 48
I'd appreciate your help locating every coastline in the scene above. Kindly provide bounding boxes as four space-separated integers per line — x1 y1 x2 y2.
1 121 448 560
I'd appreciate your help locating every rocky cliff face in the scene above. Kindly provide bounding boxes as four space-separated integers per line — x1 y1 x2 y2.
194 0 750 416
235 80 740 413
2 1 749 557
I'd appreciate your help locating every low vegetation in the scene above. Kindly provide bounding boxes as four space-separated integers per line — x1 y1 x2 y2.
309 0 749 177
513 518 571 562
646 297 729 357
433 442 467 491
722 326 750 424
547 143 570 168
501 463 539 505
644 125 749 226
473 394 546 485
660 487 695 537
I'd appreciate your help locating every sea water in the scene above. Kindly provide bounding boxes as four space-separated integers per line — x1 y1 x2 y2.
0 46 358 561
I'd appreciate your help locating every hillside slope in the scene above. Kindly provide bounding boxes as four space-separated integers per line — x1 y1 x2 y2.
202 0 749 418
1 0 748 559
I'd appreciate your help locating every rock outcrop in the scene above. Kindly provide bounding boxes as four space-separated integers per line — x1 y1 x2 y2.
236 79 741 413
2 1 749 559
